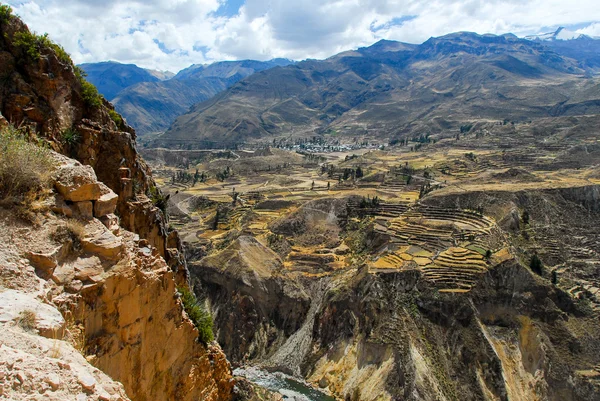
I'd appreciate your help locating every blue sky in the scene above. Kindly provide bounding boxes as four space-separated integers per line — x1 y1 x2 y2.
5 0 600 72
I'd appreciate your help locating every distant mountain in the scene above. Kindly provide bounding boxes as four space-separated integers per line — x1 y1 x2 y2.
524 27 590 41
78 61 165 100
525 28 600 71
154 32 599 148
112 59 294 136
174 59 293 81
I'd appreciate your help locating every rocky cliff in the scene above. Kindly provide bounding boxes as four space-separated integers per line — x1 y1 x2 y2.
188 190 600 401
0 9 234 401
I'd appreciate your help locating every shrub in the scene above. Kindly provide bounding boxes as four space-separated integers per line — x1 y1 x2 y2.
0 4 13 24
529 254 543 275
17 309 36 331
0 125 53 202
80 79 102 108
108 109 123 128
60 128 80 147
147 185 169 214
178 286 214 344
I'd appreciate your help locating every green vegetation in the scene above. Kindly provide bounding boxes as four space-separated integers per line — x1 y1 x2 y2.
0 125 53 202
530 254 543 275
11 26 103 109
108 109 123 128
13 31 71 65
0 4 13 24
60 128 80 147
177 286 214 344
80 79 102 108
147 185 169 214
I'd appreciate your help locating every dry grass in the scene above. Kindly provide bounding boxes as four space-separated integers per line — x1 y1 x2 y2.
50 219 86 251
0 125 54 203
17 309 37 331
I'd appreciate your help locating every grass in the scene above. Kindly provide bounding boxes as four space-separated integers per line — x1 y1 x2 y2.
178 286 214 344
17 309 37 331
60 128 80 147
0 125 53 203
50 219 85 252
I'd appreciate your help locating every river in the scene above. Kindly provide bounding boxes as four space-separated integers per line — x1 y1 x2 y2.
234 367 335 401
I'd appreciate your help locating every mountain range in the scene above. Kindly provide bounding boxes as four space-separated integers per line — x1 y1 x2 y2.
80 59 293 136
151 31 600 148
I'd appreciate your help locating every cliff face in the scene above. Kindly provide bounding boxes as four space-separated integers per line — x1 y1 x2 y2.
189 188 600 401
0 10 233 401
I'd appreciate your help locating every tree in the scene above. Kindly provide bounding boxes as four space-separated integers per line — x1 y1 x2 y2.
521 210 530 225
485 250 492 259
213 209 220 230
355 166 363 178
529 254 543 275
327 182 330 190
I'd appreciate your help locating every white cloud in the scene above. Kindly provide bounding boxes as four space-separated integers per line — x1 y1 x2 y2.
5 0 600 72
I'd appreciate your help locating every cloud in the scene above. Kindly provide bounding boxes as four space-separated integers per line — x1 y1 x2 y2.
5 0 600 72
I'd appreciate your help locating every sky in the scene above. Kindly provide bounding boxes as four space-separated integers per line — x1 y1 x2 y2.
4 0 600 73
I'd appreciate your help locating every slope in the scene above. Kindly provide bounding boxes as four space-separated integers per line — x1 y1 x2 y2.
155 33 599 148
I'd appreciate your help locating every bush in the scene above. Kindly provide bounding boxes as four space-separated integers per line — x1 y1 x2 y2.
529 254 543 275
0 4 13 24
80 79 102 108
178 286 214 344
60 128 80 147
108 110 123 128
0 125 53 201
13 31 71 65
147 185 169 214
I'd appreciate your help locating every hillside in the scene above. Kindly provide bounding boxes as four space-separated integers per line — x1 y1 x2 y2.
78 61 163 100
112 59 294 137
0 8 239 401
154 33 600 148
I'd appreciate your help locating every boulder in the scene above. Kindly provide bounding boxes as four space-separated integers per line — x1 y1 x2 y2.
99 213 120 236
49 194 73 217
94 183 118 218
81 220 123 261
0 290 65 339
73 201 93 220
54 160 102 202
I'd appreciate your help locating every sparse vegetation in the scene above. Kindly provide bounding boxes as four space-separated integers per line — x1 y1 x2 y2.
50 220 85 251
60 127 80 147
178 286 214 344
17 309 36 331
147 185 169 214
0 125 53 203
0 4 13 24
108 109 123 128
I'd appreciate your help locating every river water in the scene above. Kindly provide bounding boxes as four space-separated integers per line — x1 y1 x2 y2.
234 367 335 401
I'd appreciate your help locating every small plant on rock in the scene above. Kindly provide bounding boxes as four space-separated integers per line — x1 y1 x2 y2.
50 219 85 251
17 309 37 331
177 286 214 344
60 128 80 147
108 109 123 128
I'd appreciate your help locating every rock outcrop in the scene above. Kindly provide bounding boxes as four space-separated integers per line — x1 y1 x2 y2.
0 10 234 401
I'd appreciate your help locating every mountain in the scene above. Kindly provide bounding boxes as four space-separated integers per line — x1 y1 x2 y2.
112 59 294 137
524 27 589 41
525 28 600 72
154 32 598 148
78 61 166 100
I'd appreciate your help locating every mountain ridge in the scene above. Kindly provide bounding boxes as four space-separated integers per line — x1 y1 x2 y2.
153 31 598 148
